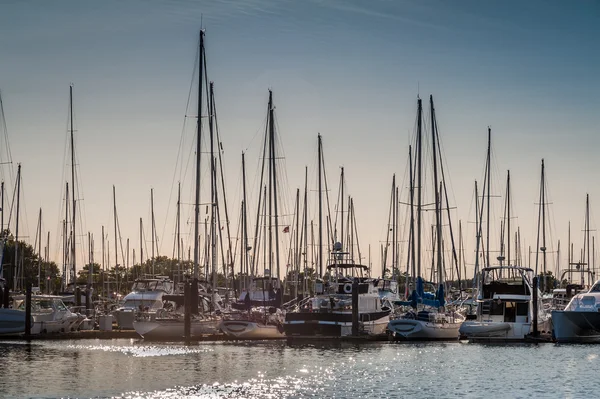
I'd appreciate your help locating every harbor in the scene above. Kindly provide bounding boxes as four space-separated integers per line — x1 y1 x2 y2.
1 0 599 397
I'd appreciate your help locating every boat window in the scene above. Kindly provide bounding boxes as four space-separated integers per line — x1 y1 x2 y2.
490 301 504 315
133 281 148 290
516 302 528 316
590 283 600 293
55 300 68 311
504 302 516 322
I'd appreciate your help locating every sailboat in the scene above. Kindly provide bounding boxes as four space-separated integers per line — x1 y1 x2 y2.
220 90 286 339
460 158 552 341
387 96 464 341
283 134 391 337
133 30 222 339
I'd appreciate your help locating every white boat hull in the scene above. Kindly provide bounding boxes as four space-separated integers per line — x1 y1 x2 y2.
220 320 285 339
0 309 26 336
459 319 552 341
133 318 220 340
552 310 600 343
388 318 461 340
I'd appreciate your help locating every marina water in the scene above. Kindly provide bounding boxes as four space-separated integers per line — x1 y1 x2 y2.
1 339 599 398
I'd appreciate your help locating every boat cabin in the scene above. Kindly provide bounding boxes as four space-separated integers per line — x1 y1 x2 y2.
478 267 533 324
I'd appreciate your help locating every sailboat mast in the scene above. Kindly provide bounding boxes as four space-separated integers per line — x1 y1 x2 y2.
430 96 443 286
37 208 42 289
113 186 119 293
209 82 217 288
542 160 547 288
391 174 396 276
408 145 416 288
70 86 77 286
303 166 308 295
13 164 20 291
177 182 181 281
586 193 590 286
139 218 143 274
151 188 155 275
318 133 323 277
507 170 511 266
241 152 248 283
416 99 423 278
486 128 491 267
269 91 281 281
193 30 205 280
340 167 344 248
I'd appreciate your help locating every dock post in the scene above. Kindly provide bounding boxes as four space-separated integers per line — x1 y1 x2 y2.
191 278 199 315
184 281 191 340
352 278 359 336
2 284 8 308
75 286 81 307
25 283 32 338
532 276 539 337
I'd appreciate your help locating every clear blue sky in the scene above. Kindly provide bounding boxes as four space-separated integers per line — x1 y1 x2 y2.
0 0 598 279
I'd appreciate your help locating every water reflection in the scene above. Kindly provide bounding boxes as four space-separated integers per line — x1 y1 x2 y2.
0 339 598 398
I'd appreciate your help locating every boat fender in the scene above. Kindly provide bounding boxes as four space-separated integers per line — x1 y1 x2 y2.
343 283 353 294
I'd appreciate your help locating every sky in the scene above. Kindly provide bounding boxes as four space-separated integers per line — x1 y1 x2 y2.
0 0 598 281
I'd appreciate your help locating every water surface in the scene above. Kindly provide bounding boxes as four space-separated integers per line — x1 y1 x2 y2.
0 339 598 398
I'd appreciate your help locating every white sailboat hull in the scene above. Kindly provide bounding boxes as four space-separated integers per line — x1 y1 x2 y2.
133 318 220 340
220 320 285 339
388 318 461 340
459 318 552 341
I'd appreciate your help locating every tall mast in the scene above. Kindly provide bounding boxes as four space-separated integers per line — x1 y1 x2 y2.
13 164 20 291
317 134 324 277
177 182 181 282
542 160 547 288
139 218 143 274
209 82 217 289
340 167 344 247
151 188 155 275
391 174 396 276
486 127 491 267
269 91 281 280
408 145 416 287
241 152 248 283
430 95 443 286
506 171 511 266
535 159 545 277
416 98 423 278
113 185 119 293
69 86 77 287
101 225 105 296
1 181 3 233
193 29 205 280
303 166 308 295
586 193 590 286
37 208 42 289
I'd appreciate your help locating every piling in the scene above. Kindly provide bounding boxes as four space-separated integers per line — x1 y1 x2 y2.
2 284 8 308
75 286 81 307
532 276 539 337
191 278 199 314
184 281 191 340
352 278 359 336
25 283 32 338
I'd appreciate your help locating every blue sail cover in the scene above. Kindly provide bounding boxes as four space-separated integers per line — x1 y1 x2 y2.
416 277 424 299
436 284 445 307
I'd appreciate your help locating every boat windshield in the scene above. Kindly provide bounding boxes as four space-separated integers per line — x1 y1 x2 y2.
564 295 599 312
590 282 600 293
18 299 68 312
122 299 159 309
